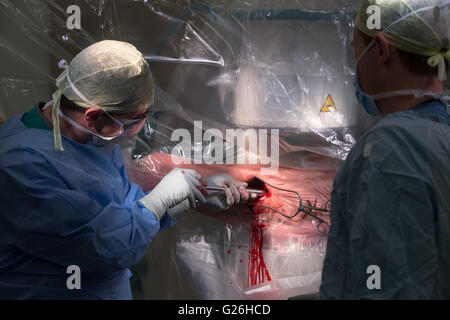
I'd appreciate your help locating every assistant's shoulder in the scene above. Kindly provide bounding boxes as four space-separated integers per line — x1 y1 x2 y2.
364 111 447 163
344 111 440 181
369 111 441 144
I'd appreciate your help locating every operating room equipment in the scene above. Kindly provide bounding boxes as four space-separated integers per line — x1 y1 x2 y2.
206 186 266 196
207 179 331 233
248 177 330 234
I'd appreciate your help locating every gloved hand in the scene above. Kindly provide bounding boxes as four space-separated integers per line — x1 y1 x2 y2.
139 168 207 220
204 174 249 211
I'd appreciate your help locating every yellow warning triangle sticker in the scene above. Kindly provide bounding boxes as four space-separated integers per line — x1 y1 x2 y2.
320 95 337 112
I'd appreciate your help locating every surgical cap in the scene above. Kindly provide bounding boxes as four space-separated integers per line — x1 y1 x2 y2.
355 0 450 81
51 40 154 151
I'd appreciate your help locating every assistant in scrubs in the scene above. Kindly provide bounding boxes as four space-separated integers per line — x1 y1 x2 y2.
320 0 450 299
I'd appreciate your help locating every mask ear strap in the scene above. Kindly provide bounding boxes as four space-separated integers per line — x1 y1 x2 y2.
57 108 121 141
43 99 54 111
371 89 450 102
51 90 64 151
371 89 424 100
356 40 374 65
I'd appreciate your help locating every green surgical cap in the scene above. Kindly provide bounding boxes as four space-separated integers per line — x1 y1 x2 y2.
51 40 154 151
355 0 450 80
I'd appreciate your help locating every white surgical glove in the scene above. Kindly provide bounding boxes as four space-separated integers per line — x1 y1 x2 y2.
204 174 249 211
139 168 207 220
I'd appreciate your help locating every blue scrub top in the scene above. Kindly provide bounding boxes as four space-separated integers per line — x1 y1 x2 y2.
320 99 450 299
0 110 176 300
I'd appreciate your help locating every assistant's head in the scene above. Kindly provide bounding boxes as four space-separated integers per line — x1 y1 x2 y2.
49 40 154 150
351 0 449 115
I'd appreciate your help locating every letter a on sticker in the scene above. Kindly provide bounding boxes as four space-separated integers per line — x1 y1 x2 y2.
321 95 337 112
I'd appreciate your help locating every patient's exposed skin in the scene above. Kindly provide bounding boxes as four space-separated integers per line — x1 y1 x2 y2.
127 151 337 289
128 152 335 235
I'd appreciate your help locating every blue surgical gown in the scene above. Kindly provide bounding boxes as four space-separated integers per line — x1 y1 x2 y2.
320 100 450 299
0 114 176 299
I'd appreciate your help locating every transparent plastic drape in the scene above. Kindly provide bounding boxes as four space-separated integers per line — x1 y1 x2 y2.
0 0 412 299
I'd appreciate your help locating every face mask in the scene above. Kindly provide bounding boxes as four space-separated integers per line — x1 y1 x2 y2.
90 129 141 146
354 40 450 116
353 74 381 116
354 41 382 116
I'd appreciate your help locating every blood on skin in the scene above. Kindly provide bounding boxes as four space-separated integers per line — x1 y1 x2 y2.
126 152 335 288
245 177 273 286
248 219 272 287
260 192 272 200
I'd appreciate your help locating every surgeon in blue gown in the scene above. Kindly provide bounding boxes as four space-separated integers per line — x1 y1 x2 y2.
320 0 450 299
0 40 249 299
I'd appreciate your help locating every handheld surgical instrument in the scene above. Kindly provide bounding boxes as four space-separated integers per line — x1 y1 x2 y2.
206 186 266 195
247 177 330 234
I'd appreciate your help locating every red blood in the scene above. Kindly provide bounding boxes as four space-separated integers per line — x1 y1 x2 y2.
262 192 272 199
128 152 334 231
227 249 231 254
239 259 243 263
238 245 242 249
247 217 272 287
127 152 335 288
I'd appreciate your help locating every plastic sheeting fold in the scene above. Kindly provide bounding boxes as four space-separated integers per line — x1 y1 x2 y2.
0 0 394 299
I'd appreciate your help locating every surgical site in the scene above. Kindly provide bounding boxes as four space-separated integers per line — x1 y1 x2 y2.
0 0 449 301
